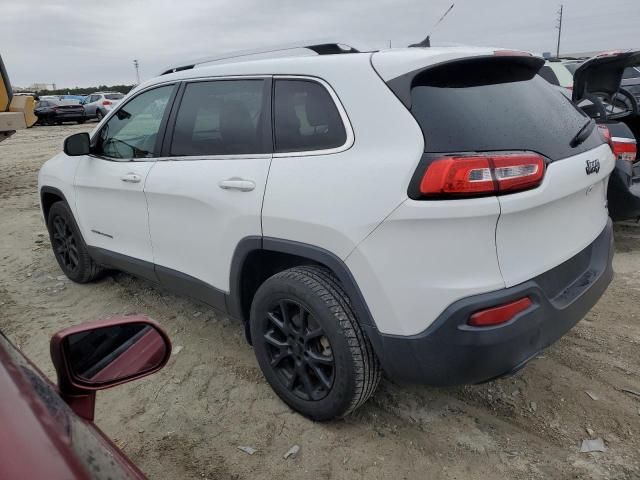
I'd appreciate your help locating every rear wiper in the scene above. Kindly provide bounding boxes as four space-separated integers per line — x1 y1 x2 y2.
570 118 596 148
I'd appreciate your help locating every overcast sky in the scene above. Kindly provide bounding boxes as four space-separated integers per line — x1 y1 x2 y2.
1 0 638 88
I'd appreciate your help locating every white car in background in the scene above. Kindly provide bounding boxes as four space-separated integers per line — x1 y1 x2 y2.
539 60 575 90
82 91 124 120
38 42 615 420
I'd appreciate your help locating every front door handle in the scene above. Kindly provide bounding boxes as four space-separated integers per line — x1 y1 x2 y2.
121 173 141 183
218 178 256 192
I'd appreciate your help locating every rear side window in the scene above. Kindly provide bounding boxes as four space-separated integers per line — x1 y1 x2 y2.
274 79 346 153
408 58 602 161
170 80 267 156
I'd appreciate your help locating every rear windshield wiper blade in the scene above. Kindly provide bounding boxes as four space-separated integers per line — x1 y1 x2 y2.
570 118 596 148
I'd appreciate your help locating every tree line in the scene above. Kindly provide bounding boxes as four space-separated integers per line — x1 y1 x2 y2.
35 84 135 96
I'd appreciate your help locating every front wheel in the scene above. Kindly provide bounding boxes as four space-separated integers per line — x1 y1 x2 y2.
47 201 103 283
250 266 381 421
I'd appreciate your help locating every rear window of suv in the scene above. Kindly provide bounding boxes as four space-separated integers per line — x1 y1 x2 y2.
105 94 124 100
408 57 602 161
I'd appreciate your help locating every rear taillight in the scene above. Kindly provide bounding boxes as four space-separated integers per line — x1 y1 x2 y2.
102 100 112 106
612 137 637 162
468 297 532 327
599 125 637 162
419 153 545 198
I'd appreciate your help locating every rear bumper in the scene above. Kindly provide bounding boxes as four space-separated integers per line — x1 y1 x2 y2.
364 219 614 385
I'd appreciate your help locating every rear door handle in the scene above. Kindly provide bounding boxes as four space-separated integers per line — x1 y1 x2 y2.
218 178 256 192
121 173 141 183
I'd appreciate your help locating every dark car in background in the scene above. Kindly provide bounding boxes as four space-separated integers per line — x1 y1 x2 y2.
35 98 86 125
542 51 640 221
0 315 171 480
622 66 640 104
59 94 88 104
571 51 640 221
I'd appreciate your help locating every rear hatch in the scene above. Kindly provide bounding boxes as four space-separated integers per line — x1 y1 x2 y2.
377 53 615 287
55 102 85 116
104 93 124 108
573 50 640 103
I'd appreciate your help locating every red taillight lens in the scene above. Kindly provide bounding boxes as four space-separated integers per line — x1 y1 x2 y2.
419 153 545 198
597 124 612 147
611 137 637 162
468 297 532 327
102 100 112 106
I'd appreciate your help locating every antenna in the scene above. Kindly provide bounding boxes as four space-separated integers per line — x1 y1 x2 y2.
409 3 455 48
555 5 563 58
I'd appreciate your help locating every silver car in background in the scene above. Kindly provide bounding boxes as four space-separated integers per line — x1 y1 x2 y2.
82 91 124 120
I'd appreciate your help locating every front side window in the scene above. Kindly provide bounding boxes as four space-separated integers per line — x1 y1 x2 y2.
94 85 174 160
170 80 266 156
274 79 347 153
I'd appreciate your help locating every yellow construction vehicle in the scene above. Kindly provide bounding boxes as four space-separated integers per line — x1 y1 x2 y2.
1 54 37 143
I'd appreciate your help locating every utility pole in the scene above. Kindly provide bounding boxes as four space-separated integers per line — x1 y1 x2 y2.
133 59 140 84
556 4 563 58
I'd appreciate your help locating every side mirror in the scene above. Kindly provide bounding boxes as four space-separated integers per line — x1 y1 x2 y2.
51 315 171 420
63 132 91 156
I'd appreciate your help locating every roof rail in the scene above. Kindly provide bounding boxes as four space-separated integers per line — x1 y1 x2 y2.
159 40 361 76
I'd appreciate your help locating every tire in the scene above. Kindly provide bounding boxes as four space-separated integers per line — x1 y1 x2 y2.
250 265 381 421
47 201 103 283
96 110 104 121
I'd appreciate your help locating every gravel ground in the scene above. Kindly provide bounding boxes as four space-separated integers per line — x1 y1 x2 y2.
1 124 640 480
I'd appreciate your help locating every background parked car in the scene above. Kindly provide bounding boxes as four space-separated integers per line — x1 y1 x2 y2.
622 66 640 104
564 51 640 221
34 98 86 125
538 60 574 90
82 91 125 120
59 94 87 104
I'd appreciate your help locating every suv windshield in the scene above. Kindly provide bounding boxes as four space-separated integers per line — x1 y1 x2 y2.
409 58 602 161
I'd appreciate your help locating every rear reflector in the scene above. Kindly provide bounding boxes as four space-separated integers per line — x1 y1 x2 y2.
612 137 637 162
468 297 533 327
419 153 545 198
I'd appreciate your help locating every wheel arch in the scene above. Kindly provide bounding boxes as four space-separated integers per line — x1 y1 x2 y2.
228 237 380 343
40 186 68 222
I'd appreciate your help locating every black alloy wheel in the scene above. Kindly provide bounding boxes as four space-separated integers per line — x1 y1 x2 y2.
250 266 381 420
51 214 79 274
263 299 335 401
46 201 103 283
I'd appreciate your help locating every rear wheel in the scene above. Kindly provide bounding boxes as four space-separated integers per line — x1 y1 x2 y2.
250 266 381 420
47 202 103 283
96 110 104 121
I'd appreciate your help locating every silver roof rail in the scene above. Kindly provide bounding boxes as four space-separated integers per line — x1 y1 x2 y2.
159 40 361 76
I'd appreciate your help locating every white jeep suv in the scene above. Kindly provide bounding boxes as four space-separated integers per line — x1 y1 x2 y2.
39 43 615 420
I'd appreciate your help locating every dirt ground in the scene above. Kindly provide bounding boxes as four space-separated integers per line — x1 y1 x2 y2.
1 124 640 480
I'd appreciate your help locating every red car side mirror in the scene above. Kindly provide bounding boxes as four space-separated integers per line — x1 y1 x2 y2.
50 315 171 421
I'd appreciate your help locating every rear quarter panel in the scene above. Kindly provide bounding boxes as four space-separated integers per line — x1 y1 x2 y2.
261 54 425 259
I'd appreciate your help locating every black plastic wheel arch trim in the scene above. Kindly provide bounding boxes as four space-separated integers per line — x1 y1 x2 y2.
228 236 378 328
